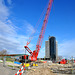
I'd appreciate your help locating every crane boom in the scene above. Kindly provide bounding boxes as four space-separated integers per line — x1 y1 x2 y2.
24 0 53 61
36 0 53 52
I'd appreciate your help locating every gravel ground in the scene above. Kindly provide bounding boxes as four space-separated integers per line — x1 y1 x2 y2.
0 62 74 75
0 62 57 75
0 63 18 75
26 68 57 75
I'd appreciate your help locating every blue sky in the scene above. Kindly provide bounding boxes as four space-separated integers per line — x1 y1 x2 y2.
0 0 75 58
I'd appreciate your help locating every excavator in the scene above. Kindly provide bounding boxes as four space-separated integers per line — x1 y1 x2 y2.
20 0 53 63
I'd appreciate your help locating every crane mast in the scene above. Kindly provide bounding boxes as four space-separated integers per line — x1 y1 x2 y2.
24 0 53 61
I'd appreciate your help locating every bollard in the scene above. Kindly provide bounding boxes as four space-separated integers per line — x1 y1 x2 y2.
3 56 6 67
12 57 15 70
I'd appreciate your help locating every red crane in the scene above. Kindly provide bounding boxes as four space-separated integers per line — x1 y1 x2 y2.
24 0 53 61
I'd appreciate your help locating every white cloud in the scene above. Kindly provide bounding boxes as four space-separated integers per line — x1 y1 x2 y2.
0 0 34 54
7 0 12 5
23 21 35 35
0 35 20 53
0 0 9 21
27 24 35 33
58 39 75 58
0 20 16 37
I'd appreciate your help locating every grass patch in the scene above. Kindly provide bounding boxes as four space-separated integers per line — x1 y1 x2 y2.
6 61 13 63
8 65 13 67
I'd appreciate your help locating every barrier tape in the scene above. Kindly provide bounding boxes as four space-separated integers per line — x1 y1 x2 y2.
15 65 25 75
19 68 25 75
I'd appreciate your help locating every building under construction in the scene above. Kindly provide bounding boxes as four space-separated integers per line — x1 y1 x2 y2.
45 36 58 61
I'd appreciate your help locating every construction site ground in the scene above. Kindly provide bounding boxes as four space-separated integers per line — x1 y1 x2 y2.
0 61 75 75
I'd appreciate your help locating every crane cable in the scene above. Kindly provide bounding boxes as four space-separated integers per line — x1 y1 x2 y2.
26 1 49 46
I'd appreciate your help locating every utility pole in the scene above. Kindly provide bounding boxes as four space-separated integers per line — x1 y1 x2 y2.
24 49 26 75
72 56 74 75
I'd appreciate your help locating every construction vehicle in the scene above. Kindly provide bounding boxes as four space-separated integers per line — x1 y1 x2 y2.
21 0 53 62
58 59 67 64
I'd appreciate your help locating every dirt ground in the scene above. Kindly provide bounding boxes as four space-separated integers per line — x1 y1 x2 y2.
0 62 56 75
26 62 75 75
0 61 75 75
0 62 57 75
26 68 57 75
26 63 57 75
